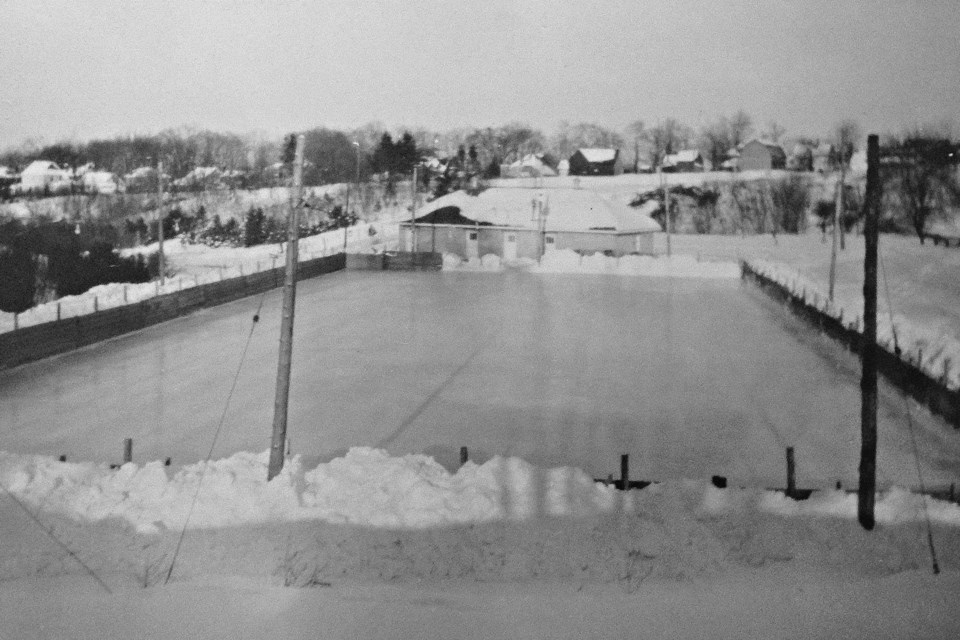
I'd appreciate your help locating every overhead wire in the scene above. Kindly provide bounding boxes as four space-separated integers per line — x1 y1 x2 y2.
879 244 940 575
0 479 112 594
164 291 269 585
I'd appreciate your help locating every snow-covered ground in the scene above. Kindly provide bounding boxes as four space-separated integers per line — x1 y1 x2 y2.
0 217 400 334
1 447 959 639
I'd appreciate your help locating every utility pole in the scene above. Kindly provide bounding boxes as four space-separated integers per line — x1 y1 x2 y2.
829 168 840 301
157 160 165 286
268 134 305 481
858 133 880 530
411 166 418 253
660 166 671 257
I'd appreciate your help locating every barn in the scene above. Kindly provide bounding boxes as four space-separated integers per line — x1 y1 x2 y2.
567 148 624 176
399 187 661 260
738 139 787 171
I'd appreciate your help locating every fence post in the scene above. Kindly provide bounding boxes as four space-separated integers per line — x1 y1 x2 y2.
94 296 98 313
57 303 61 321
620 454 630 490
123 438 133 464
786 447 796 498
13 313 18 330
123 286 128 304
459 446 469 467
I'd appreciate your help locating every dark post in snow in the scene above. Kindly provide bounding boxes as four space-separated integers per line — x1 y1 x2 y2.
268 134 305 481
123 438 133 464
157 160 166 286
411 166 418 253
785 447 796 498
620 454 630 491
858 133 880 530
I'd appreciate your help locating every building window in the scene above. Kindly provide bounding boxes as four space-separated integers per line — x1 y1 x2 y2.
545 236 555 244
507 234 516 242
468 232 478 240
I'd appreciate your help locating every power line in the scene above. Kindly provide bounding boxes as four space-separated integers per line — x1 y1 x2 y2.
879 245 940 575
0 479 112 594
164 293 268 585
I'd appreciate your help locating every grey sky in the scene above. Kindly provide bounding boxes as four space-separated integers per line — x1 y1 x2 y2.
2 0 958 148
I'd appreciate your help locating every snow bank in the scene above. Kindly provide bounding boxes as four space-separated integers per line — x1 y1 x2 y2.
0 448 618 533
442 249 740 279
0 220 400 334
2 448 957 536
747 258 960 390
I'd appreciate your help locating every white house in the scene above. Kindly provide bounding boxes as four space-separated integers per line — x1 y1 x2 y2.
400 187 661 260
500 154 558 178
17 160 72 194
80 170 123 194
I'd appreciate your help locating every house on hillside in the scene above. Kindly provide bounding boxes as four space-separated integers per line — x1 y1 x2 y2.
787 144 814 171
500 153 559 178
17 160 72 194
662 149 706 173
174 166 222 190
80 170 123 194
738 139 786 171
568 148 624 176
399 187 661 260
813 143 835 173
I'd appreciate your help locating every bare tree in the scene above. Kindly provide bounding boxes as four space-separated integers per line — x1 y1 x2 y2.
764 121 787 143
883 130 957 243
625 120 647 171
728 110 754 148
647 119 692 167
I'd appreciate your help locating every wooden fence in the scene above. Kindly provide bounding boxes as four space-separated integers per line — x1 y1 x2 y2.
0 253 345 370
742 261 960 428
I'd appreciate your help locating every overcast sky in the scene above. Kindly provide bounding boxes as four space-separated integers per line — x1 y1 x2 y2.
2 0 958 148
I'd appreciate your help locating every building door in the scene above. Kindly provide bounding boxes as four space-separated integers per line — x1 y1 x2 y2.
466 230 479 259
405 227 414 252
503 233 517 260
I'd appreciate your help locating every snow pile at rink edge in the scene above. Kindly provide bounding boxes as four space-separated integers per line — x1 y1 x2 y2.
443 249 742 278
2 447 958 535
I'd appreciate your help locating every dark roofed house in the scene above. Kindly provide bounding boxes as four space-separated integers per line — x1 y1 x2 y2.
568 148 624 176
738 139 786 171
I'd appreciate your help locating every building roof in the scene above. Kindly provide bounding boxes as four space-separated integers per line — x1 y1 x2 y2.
664 149 702 165
740 138 785 153
414 188 661 234
21 160 68 176
575 148 618 163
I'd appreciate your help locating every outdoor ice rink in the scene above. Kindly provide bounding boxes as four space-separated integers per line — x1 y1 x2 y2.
2 269 958 489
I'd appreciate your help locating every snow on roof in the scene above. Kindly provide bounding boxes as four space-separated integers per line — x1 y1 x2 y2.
664 150 701 165
416 188 661 234
576 148 618 163
0 166 14 178
21 160 67 175
739 138 784 152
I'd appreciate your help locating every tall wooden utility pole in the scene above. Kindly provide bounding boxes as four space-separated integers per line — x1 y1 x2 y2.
660 166 671 257
828 168 841 300
410 166 418 253
268 134 305 481
858 133 880 530
157 160 165 286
